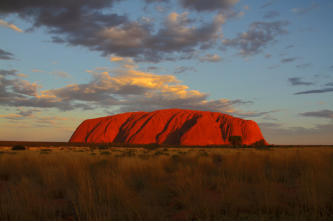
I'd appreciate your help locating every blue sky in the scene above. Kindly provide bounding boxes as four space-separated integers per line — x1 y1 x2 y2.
0 0 332 144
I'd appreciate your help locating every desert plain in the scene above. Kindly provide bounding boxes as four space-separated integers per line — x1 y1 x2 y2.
0 143 332 220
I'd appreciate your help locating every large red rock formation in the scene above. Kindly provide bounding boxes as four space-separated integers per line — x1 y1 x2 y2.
69 109 267 146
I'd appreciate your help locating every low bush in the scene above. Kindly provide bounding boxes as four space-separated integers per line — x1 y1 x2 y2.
11 145 26 151
253 140 268 149
228 136 242 147
144 143 160 150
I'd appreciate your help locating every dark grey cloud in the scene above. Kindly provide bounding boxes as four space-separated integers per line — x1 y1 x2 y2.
296 63 311 69
235 110 276 118
0 48 14 60
146 66 159 72
281 57 297 63
325 82 333 87
180 0 239 12
174 66 197 74
292 3 319 15
0 0 229 62
263 10 280 19
300 110 333 119
0 69 40 97
294 88 333 95
140 12 225 62
0 69 18 76
222 20 289 56
0 69 73 110
260 0 278 9
288 77 313 86
17 109 39 117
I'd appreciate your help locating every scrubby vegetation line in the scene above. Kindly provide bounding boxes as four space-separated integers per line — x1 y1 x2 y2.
0 147 333 220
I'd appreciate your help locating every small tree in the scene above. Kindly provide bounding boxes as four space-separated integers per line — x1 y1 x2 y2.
11 145 26 151
252 139 267 149
228 136 242 147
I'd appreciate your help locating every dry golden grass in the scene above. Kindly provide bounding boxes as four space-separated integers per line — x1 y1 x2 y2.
0 146 333 220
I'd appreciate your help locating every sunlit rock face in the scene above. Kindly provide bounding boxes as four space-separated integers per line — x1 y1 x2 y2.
69 109 268 146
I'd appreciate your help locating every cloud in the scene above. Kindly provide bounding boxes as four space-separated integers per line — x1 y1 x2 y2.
31 69 44 73
110 56 125 62
0 70 45 109
265 54 272 58
31 69 70 78
294 88 333 95
259 122 333 145
199 53 222 62
292 3 319 15
0 63 261 117
144 0 168 3
300 110 333 119
146 66 160 72
0 109 69 128
281 57 297 63
180 0 239 12
234 110 277 118
222 20 289 56
263 10 280 19
288 77 313 86
174 66 197 74
296 63 311 69
285 44 294 49
325 82 333 87
260 0 278 9
0 19 23 32
0 69 18 76
11 79 41 96
0 48 14 60
0 108 39 120
51 71 71 78
0 0 229 62
35 116 69 127
139 11 225 62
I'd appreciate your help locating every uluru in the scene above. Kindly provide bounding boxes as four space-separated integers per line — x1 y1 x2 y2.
69 109 267 146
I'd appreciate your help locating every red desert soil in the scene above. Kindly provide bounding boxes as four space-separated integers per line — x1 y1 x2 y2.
69 109 267 146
